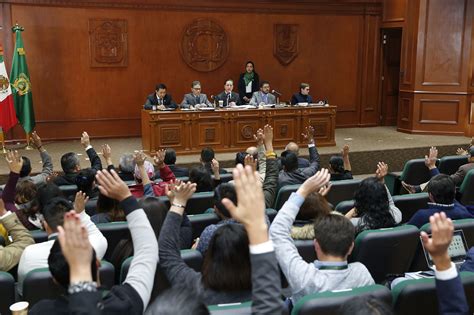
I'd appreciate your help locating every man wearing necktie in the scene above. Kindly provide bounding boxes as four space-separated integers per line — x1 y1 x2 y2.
181 80 213 109
216 79 241 107
249 81 276 106
143 83 177 110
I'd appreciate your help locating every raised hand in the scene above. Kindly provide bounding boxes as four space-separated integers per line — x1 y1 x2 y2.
221 164 267 244
168 181 197 215
424 146 438 169
301 125 315 144
342 144 350 157
318 182 332 197
57 210 93 283
244 154 257 172
375 162 388 182
133 150 147 167
102 144 113 165
81 131 91 148
73 191 89 214
254 128 264 146
211 158 220 174
95 169 132 201
5 150 23 174
153 149 166 168
456 148 468 156
31 131 43 150
297 168 331 198
420 212 453 271
263 124 274 152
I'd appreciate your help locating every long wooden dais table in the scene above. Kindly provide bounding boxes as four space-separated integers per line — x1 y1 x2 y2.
141 105 336 155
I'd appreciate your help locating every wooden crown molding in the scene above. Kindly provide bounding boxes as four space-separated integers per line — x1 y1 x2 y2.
5 0 382 15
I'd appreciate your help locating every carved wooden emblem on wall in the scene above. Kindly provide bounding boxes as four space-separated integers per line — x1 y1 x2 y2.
241 125 254 139
181 18 229 72
274 24 298 66
89 19 128 67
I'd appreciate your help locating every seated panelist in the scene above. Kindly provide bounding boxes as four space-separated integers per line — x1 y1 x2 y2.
291 83 313 105
181 80 213 109
144 83 177 110
249 81 276 106
215 79 240 107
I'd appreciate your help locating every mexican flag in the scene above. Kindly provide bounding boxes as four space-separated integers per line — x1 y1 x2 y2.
0 47 17 132
10 24 35 133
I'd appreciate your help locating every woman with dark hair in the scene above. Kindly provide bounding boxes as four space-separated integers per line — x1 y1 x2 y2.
346 162 401 234
329 144 353 181
291 186 335 240
188 164 221 193
91 193 124 224
238 61 260 104
159 181 253 305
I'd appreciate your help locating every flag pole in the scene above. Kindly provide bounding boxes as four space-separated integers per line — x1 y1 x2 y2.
0 128 7 154
25 132 33 150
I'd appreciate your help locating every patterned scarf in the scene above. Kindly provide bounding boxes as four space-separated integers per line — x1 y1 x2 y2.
243 71 254 86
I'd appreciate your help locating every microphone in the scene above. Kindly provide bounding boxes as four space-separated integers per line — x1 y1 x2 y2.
272 89 282 96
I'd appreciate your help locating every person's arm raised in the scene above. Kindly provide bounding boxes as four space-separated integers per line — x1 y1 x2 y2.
3 150 23 204
96 169 158 310
222 164 283 314
81 131 103 172
31 131 53 183
342 144 351 172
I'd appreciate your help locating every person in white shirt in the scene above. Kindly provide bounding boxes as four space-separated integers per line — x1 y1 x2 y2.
17 192 107 295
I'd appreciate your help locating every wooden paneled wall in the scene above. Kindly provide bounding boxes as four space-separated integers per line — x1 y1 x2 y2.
0 0 383 141
394 0 474 136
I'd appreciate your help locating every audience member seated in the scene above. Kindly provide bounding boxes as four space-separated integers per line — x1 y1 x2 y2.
249 81 276 106
339 296 393 315
17 131 53 186
215 79 240 107
2 150 41 230
144 83 177 110
111 196 192 272
0 199 34 271
161 148 188 178
278 126 320 189
201 147 227 174
269 169 374 305
291 185 334 240
91 193 124 224
290 83 313 105
238 61 260 104
30 169 159 314
329 144 353 181
18 193 107 296
181 80 213 109
345 162 401 234
75 168 99 199
281 141 310 169
133 150 176 197
455 136 474 156
403 146 474 193
101 144 135 181
406 172 474 228
54 132 103 186
159 165 283 310
234 129 266 182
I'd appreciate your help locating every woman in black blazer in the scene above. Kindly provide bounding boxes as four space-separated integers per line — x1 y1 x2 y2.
238 61 260 104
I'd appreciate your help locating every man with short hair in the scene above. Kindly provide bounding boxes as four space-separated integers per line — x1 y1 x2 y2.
291 83 313 105
17 194 107 295
163 148 188 178
215 79 240 107
144 83 177 110
249 81 276 106
54 132 102 186
278 126 321 189
181 80 212 109
18 131 53 186
270 169 374 304
283 142 310 168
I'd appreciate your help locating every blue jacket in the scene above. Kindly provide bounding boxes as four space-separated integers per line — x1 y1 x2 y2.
407 201 474 228
460 247 474 272
436 273 469 315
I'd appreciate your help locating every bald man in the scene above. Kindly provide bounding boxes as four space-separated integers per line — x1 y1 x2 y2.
285 142 310 168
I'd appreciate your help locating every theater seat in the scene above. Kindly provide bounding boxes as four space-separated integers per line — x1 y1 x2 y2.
385 159 438 195
189 213 221 239
291 284 392 315
208 301 251 314
325 179 362 207
459 169 474 206
438 155 469 175
85 197 98 216
158 192 215 215
58 184 78 199
96 221 130 261
295 240 317 263
273 184 300 210
392 272 474 315
392 193 430 224
23 262 117 306
216 173 233 183
0 271 15 315
334 200 355 215
349 225 419 283
30 229 48 243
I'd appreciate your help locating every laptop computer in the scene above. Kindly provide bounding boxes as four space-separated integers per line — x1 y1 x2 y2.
421 229 469 271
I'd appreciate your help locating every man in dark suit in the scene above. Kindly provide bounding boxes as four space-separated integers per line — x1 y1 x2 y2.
181 80 213 109
144 83 177 110
215 79 240 107
162 148 189 178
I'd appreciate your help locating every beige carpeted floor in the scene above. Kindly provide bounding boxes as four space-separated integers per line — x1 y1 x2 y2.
0 126 470 183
